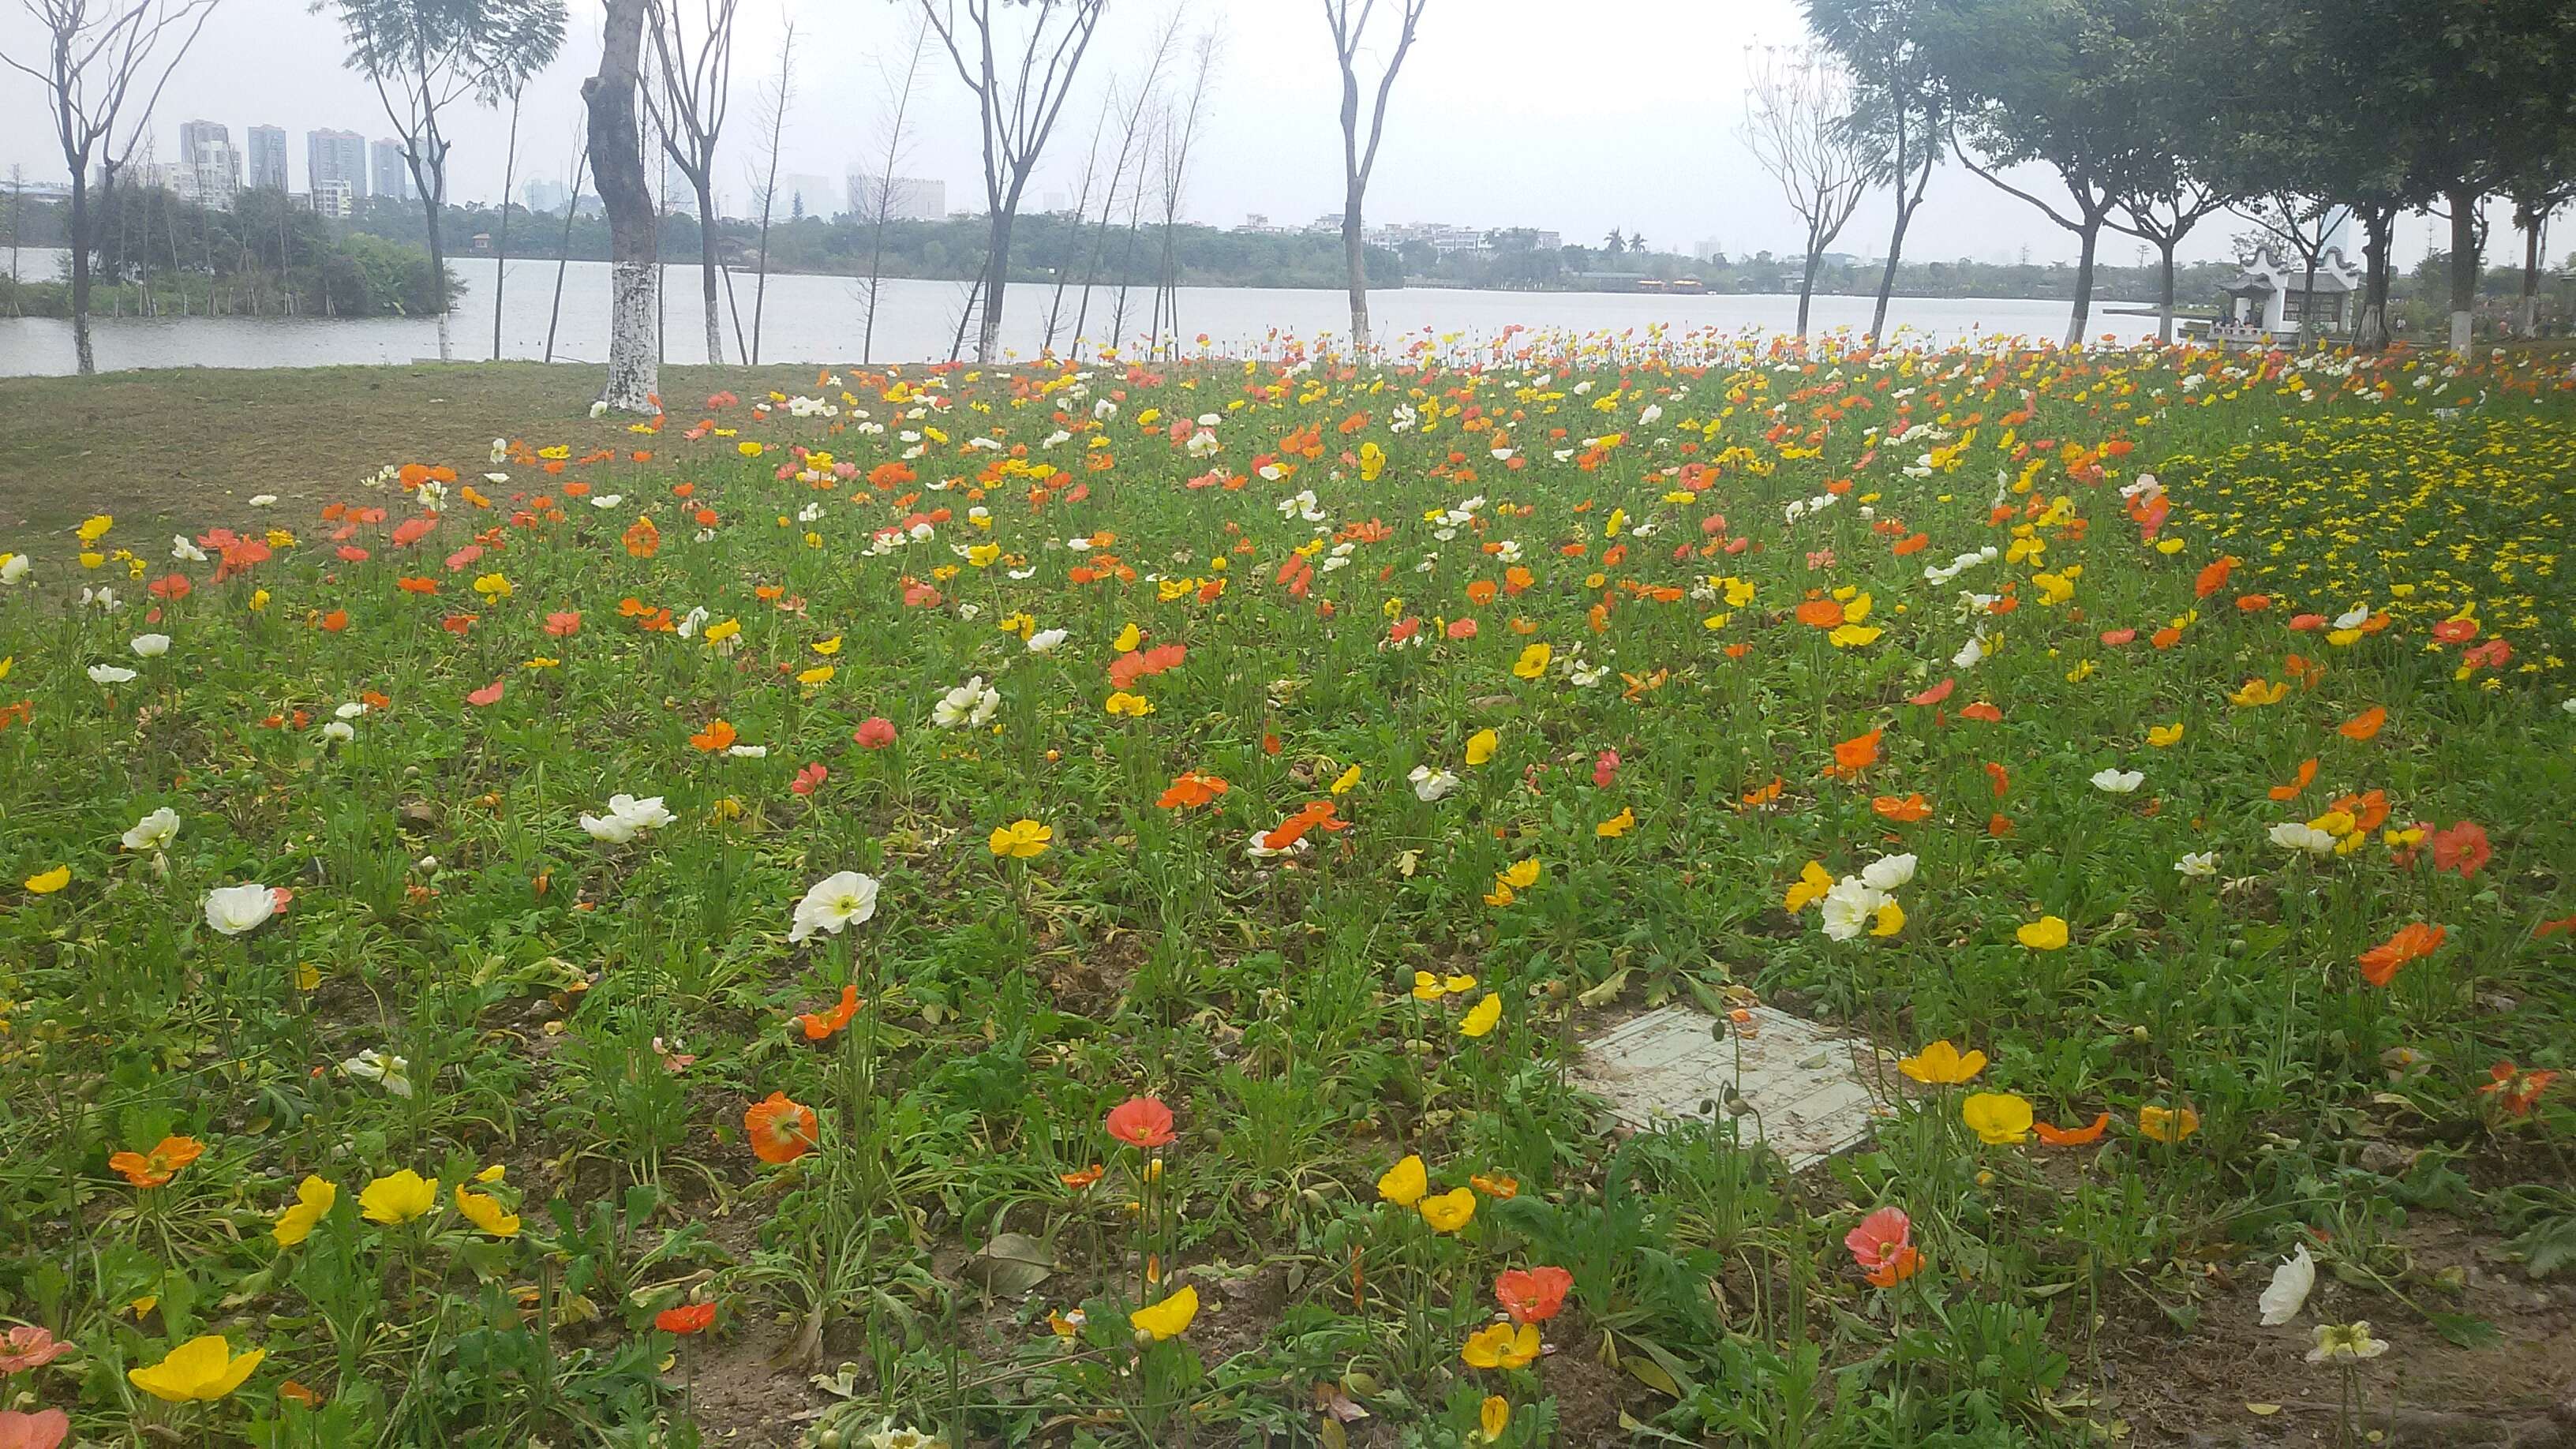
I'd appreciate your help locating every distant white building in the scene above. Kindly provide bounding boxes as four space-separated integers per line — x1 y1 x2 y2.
847 174 945 222
245 125 289 191
525 178 570 215
174 120 241 211
1693 235 1728 263
305 179 356 219
307 129 366 203
2216 245 2364 341
371 140 410 204
777 172 836 219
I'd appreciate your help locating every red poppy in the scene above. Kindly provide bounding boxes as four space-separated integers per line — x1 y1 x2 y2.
1592 750 1619 788
656 1302 717 1335
2431 617 2478 644
852 717 897 750
1957 702 2002 722
2430 821 2490 878
1105 1095 1175 1149
1908 677 1955 706
1844 1206 1923 1287
790 762 828 796
2481 1061 2558 1117
465 679 505 707
1492 1265 1573 1324
545 611 582 637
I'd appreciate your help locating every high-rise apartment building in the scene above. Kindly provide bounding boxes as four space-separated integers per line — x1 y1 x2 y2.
371 139 411 204
307 129 368 204
845 174 945 222
246 125 289 190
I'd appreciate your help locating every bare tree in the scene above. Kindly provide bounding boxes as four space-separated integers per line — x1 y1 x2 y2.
2508 181 2572 337
587 0 657 411
919 0 1110 363
1737 43 1870 340
1148 27 1217 358
856 15 930 365
1039 91 1110 354
743 13 793 364
1071 15 1182 357
490 70 526 358
541 125 587 362
320 0 566 363
1323 0 1425 354
0 0 220 374
647 0 740 364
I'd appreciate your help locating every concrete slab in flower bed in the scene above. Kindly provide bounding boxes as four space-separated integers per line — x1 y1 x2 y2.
1571 1005 1891 1170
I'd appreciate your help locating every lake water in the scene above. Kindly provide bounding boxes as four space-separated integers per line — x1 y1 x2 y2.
0 249 2155 376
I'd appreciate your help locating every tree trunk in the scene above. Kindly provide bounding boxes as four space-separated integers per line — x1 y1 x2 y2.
544 148 588 364
2156 236 2177 345
589 0 659 412
2446 185 2478 354
2065 215 2099 348
975 191 1017 363
2517 212 2540 338
1795 243 1821 339
2354 204 2393 350
69 167 95 376
494 92 522 361
695 174 723 362
1871 193 1913 344
1342 178 1370 353
2298 259 2317 347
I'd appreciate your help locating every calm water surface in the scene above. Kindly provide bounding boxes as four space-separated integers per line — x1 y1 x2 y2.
0 250 2155 376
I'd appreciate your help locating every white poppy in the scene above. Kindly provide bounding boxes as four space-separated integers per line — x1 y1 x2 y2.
2259 1244 2315 1326
343 1048 414 1098
248 493 279 507
2089 768 2144 794
1408 765 1460 802
171 535 208 562
129 633 171 657
789 871 881 943
2174 852 2218 877
321 721 355 743
1818 878 1888 942
1024 628 1069 654
203 882 282 935
88 664 138 684
934 676 1001 729
2269 822 2338 855
122 807 180 852
1861 853 1917 891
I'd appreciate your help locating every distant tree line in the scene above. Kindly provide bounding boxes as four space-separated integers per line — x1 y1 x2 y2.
1803 0 2576 347
0 193 447 320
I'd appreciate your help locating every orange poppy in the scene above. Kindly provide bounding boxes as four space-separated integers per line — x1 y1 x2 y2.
688 719 737 753
796 985 861 1041
2267 758 2317 801
2032 1113 2110 1147
1824 729 1881 780
2338 706 2386 740
1794 597 1846 628
109 1135 204 1188
1870 793 1931 822
1156 771 1230 809
2357 922 2445 987
743 1091 818 1164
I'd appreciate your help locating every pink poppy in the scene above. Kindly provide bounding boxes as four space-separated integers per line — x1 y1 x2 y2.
852 717 897 750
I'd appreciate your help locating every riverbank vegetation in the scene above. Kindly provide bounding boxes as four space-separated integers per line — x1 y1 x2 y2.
1 190 449 322
1 339 2570 1445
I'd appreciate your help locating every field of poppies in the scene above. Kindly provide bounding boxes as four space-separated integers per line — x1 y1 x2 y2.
2 335 2572 1448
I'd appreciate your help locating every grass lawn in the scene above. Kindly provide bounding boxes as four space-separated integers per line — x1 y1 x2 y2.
2 344 2573 1447
0 364 757 549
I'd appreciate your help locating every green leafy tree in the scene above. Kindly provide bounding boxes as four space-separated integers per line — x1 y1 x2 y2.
315 0 566 361
1805 0 1949 341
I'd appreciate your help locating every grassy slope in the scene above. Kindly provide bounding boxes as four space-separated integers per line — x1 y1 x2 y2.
0 364 769 549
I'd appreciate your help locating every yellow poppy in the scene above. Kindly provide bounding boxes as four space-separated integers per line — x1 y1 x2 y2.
1129 1285 1198 1340
1464 728 1500 766
1419 1187 1477 1234
1461 1321 1540 1370
272 1176 337 1246
359 1170 440 1226
2016 915 2069 950
1961 1092 2035 1145
129 1335 265 1402
1376 1154 1428 1208
1899 1040 1986 1085
1459 994 1503 1039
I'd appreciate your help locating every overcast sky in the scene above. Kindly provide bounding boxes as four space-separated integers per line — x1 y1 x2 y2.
0 0 2493 271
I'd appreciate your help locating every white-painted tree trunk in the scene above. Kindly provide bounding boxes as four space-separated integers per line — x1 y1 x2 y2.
603 261 658 412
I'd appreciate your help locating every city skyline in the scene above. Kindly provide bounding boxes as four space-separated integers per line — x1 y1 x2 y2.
0 0 2531 272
